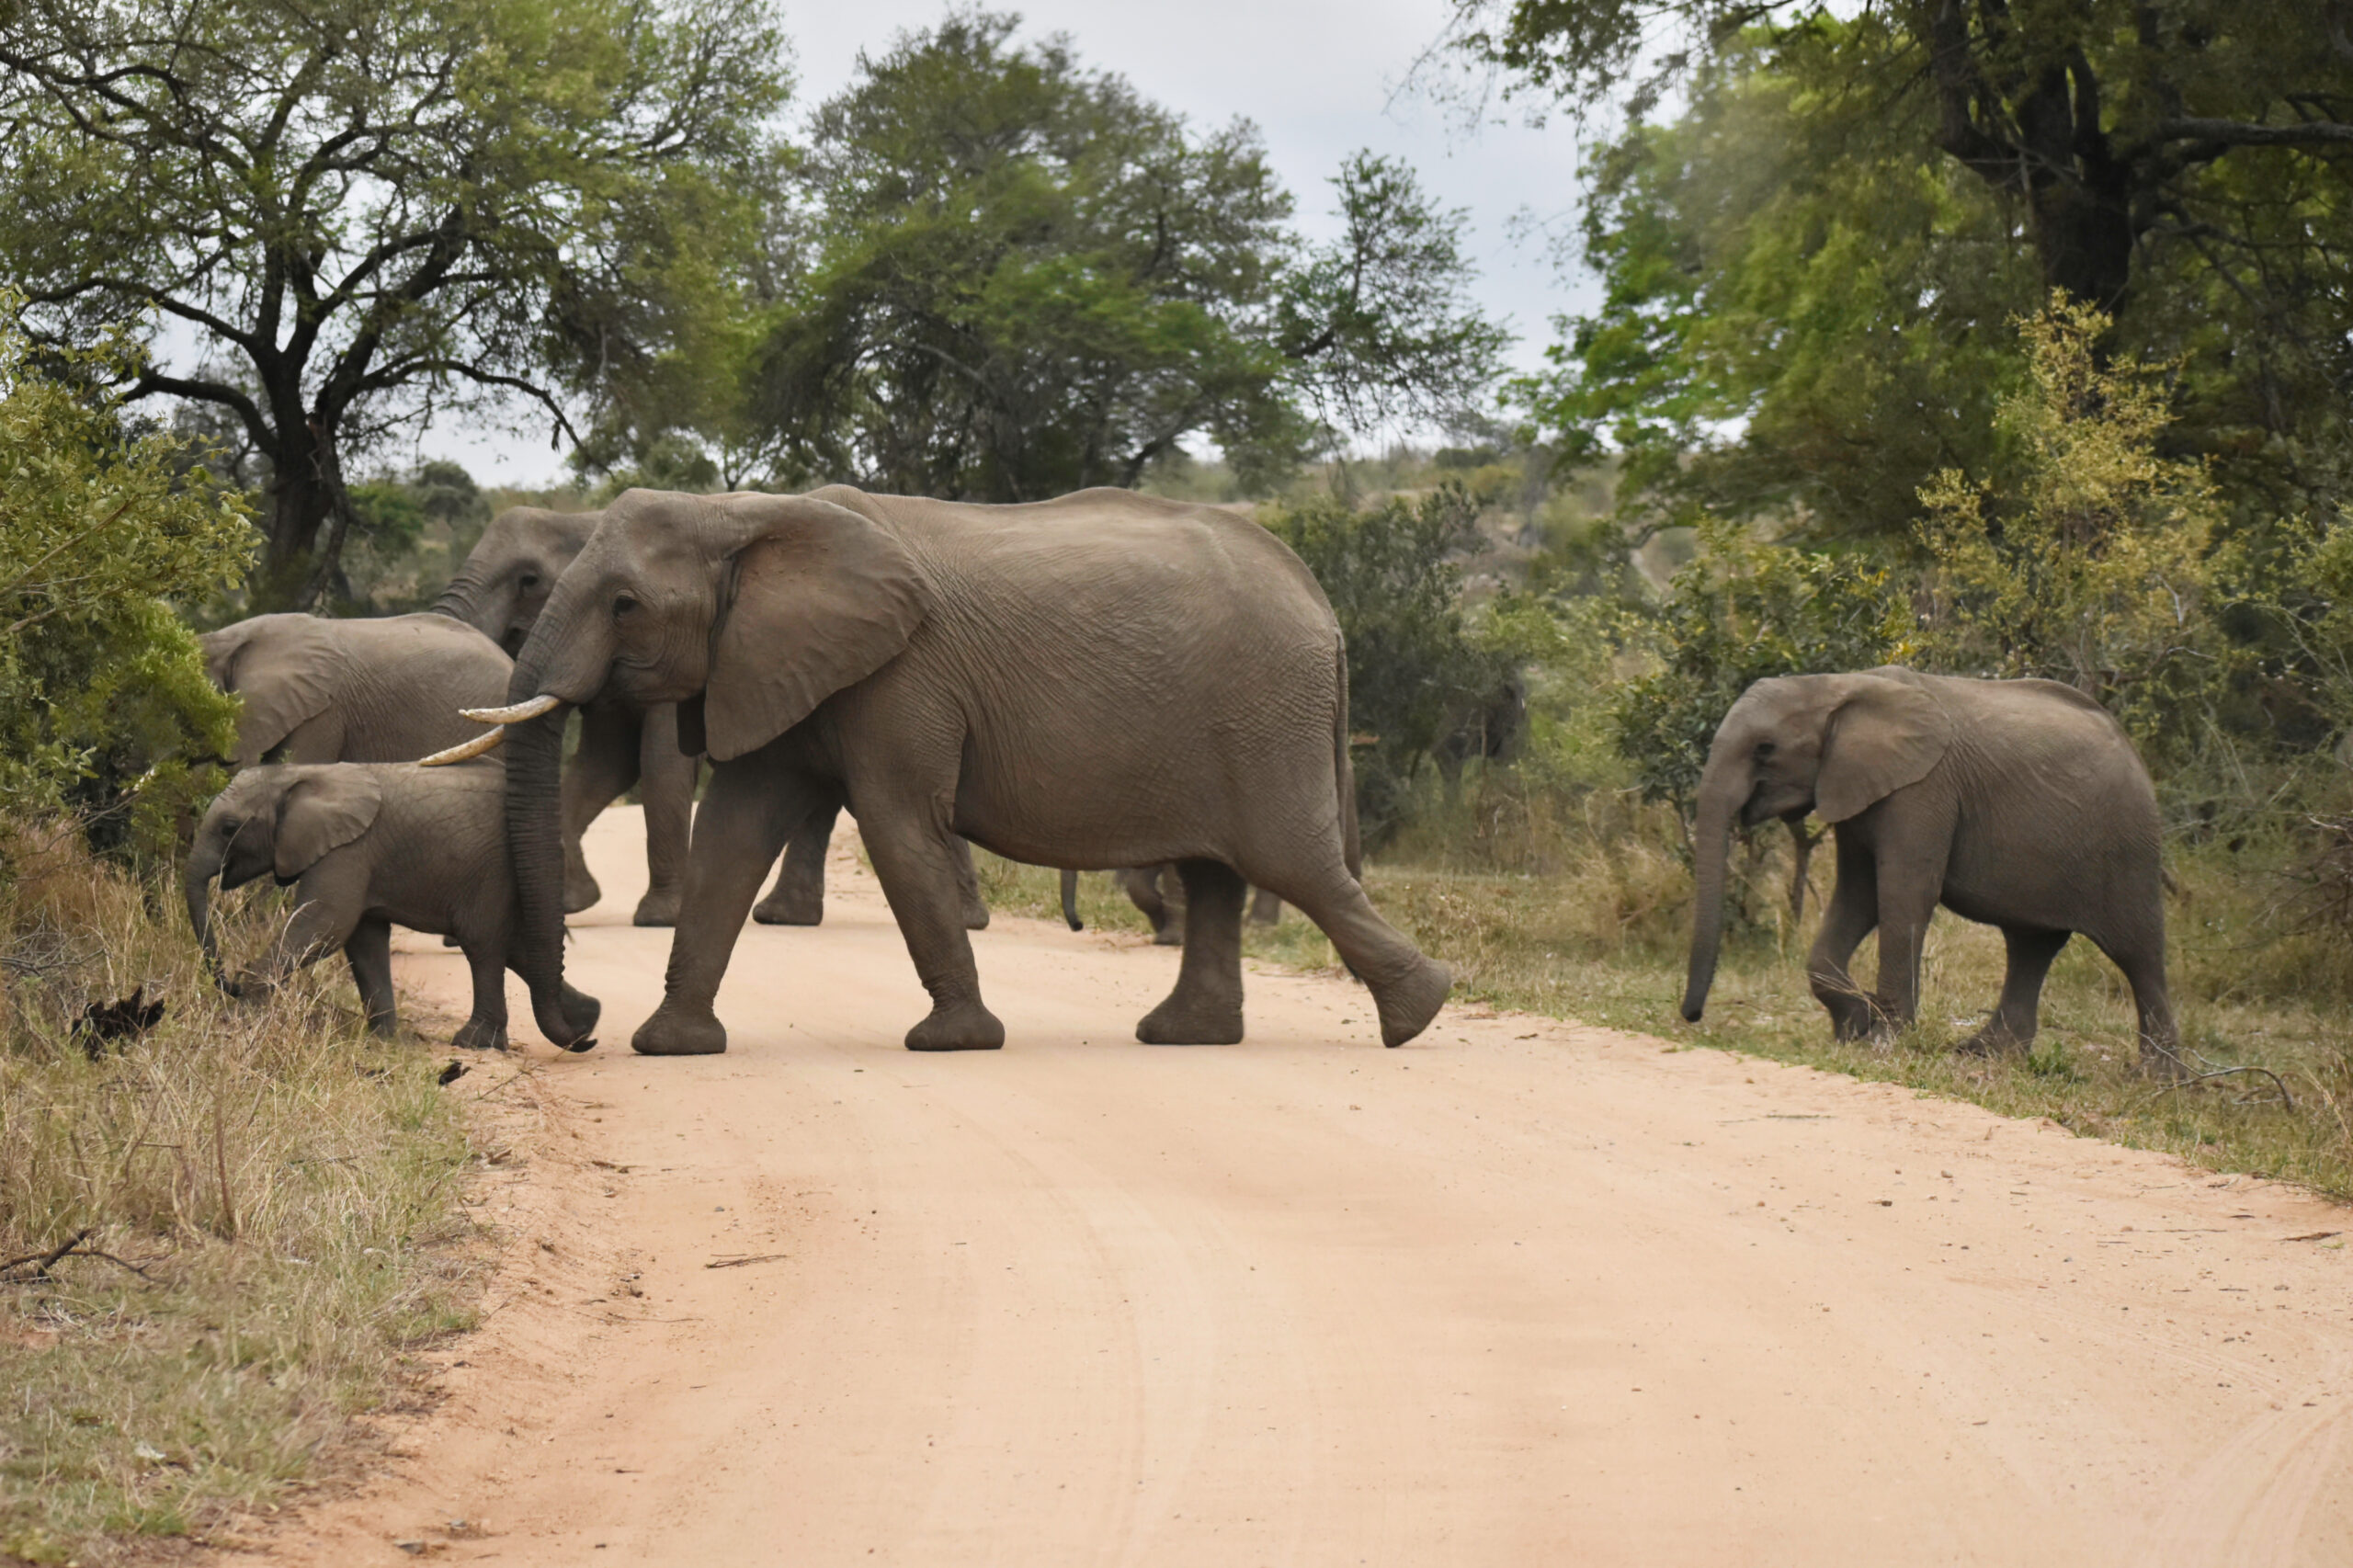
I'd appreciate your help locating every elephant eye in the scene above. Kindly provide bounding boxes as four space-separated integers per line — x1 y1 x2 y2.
1754 740 1778 759
517 572 540 590
613 593 640 619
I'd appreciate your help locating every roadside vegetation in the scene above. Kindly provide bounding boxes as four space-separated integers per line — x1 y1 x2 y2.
0 312 481 1563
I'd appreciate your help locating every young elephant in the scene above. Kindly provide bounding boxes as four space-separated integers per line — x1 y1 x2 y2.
185 763 600 1051
1680 667 2178 1071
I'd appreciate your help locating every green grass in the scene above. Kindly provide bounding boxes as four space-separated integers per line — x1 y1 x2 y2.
981 827 2353 1202
1 824 482 1564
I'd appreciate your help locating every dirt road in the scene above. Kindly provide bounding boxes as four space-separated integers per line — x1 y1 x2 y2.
256 808 2350 1566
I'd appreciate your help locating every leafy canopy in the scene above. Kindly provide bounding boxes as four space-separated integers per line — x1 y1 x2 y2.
0 0 789 606
0 304 255 853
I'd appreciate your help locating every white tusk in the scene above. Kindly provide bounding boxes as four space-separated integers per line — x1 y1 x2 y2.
459 693 563 725
419 726 509 766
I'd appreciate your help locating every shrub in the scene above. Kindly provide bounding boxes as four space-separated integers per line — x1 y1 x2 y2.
0 305 255 860
1915 297 2243 757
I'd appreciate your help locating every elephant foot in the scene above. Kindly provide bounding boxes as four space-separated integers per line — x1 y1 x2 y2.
1135 994 1243 1046
905 1000 1005 1052
753 890 824 926
1151 926 1184 948
452 1017 510 1052
563 872 602 916
633 891 681 927
632 1001 726 1056
1370 955 1452 1048
2135 1040 2194 1081
961 899 992 932
1956 1025 2029 1058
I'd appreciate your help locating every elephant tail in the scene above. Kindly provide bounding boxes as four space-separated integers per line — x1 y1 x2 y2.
1060 867 1084 930
1334 631 1362 881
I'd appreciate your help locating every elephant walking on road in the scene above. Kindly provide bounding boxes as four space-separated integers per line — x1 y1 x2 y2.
1680 667 2179 1072
186 762 600 1051
439 485 1449 1056
439 506 987 931
1058 865 1281 941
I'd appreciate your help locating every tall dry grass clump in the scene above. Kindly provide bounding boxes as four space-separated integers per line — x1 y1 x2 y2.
0 821 475 1563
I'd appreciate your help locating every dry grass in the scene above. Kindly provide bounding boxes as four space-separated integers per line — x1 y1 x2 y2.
983 803 2353 1203
0 823 479 1564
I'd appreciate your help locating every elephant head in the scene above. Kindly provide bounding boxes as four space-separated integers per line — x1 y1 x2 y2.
430 488 933 1048
435 506 601 656
186 767 382 990
1681 670 1951 1024
200 614 339 767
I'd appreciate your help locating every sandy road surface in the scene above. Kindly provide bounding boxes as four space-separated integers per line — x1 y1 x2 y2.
249 808 2351 1567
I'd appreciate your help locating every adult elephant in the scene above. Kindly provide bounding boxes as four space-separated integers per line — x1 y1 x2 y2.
1679 667 2179 1072
437 506 986 930
200 612 511 768
440 485 1449 1055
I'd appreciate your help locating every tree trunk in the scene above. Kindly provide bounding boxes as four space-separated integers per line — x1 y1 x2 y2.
253 416 355 612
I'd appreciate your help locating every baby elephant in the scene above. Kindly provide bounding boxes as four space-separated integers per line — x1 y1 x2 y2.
1682 667 2178 1071
186 762 601 1051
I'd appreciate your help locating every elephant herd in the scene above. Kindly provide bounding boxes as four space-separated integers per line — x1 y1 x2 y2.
184 483 2183 1074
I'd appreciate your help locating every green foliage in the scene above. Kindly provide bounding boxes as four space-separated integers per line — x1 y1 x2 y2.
1265 484 1516 841
1610 521 1916 817
1915 299 2244 755
1472 3 2353 542
340 460 495 613
0 308 255 856
716 12 1505 500
0 0 790 606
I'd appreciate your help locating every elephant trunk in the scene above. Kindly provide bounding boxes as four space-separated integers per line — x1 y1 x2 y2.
1680 757 1745 1024
184 824 233 995
503 691 592 1048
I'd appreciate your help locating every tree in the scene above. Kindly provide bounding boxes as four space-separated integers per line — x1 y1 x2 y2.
1449 1 2353 314
0 0 788 607
700 11 1506 502
1457 3 2353 532
0 305 254 856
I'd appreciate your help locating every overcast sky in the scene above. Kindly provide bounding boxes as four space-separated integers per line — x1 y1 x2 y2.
422 0 1597 485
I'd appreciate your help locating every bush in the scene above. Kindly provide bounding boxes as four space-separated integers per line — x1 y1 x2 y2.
1265 483 1518 845
0 305 255 860
1915 297 2243 757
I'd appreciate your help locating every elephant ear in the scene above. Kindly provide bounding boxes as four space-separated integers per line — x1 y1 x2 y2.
702 496 934 762
210 617 338 767
1815 675 1952 823
272 768 383 880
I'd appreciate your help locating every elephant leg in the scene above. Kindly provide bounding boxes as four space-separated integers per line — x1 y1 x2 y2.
1116 866 1176 943
1137 858 1247 1045
1246 886 1283 926
633 704 699 927
951 835 990 931
858 802 1003 1052
754 801 836 926
633 756 825 1057
342 917 398 1039
1959 927 2070 1056
452 939 512 1052
240 863 366 1001
561 704 641 915
2092 926 2184 1077
1252 859 1449 1048
1807 835 1880 1041
1869 850 1947 1038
